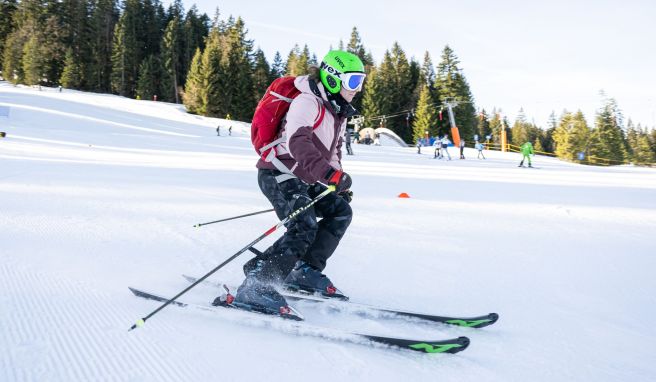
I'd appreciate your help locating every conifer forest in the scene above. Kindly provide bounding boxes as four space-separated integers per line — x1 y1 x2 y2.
1 0 654 165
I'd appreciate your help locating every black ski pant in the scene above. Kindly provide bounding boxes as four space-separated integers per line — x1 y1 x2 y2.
246 169 352 283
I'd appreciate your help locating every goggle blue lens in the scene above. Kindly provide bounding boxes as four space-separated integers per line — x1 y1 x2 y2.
345 74 365 90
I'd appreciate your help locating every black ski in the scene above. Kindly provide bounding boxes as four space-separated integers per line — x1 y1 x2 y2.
129 287 470 354
182 275 499 329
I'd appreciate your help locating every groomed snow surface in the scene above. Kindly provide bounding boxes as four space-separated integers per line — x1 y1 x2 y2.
1 82 655 381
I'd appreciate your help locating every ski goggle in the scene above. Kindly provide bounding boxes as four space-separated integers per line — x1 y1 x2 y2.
340 72 366 91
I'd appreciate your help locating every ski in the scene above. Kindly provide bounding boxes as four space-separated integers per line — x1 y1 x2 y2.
129 287 470 354
182 275 499 329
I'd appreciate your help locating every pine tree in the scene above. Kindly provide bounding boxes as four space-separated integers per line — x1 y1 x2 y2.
412 84 438 142
182 5 209 85
219 17 255 120
88 0 118 92
285 44 311 76
2 31 24 83
161 17 181 103
252 48 271 101
489 109 503 144
369 43 413 141
588 95 627 164
136 54 161 101
0 0 18 70
58 0 90 87
141 0 163 59
626 122 655 165
60 47 82 89
345 27 373 113
477 109 491 141
201 27 223 117
182 47 203 114
21 34 42 85
553 111 589 161
270 51 285 78
361 66 383 127
40 13 67 86
110 0 142 97
346 26 374 67
511 108 531 146
434 45 477 140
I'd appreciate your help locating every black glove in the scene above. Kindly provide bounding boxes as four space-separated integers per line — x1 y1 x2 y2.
339 190 353 203
326 168 352 194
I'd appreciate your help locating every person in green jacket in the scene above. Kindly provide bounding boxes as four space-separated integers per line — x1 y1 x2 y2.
518 141 534 167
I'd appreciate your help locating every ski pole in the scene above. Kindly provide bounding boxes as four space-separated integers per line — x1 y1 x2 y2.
193 208 275 228
129 185 336 331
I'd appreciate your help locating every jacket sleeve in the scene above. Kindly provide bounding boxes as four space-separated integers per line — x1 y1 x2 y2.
285 94 334 183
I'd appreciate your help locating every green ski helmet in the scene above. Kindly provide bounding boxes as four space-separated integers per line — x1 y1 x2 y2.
319 50 366 94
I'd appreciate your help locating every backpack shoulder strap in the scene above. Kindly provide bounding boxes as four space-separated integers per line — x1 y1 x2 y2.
312 98 326 129
264 95 325 183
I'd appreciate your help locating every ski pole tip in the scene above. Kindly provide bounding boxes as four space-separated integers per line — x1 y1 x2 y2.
129 319 145 331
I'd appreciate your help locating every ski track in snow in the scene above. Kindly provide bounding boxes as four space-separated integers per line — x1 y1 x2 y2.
0 263 203 382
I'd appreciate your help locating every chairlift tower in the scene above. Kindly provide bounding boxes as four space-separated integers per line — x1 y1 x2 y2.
443 98 461 147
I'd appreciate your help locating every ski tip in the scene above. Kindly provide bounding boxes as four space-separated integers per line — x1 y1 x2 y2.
405 336 470 354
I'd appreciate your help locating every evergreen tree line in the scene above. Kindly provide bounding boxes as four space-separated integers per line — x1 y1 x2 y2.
1 0 653 165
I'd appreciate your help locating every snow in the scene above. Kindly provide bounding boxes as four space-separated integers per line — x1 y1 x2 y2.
1 82 655 381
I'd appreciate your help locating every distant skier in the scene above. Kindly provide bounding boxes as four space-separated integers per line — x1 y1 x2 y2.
518 141 534 167
433 138 442 158
441 135 452 160
459 139 465 159
345 128 354 155
475 141 486 159
416 138 422 154
226 114 232 136
216 126 220 136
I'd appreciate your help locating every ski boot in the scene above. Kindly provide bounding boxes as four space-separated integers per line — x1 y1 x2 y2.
283 260 348 300
214 260 301 320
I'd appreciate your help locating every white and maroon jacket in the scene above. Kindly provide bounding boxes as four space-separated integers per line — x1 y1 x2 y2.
256 75 346 184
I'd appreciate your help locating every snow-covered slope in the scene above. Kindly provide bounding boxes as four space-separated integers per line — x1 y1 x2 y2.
1 83 655 381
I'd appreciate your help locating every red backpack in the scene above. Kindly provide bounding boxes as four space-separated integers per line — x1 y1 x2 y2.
251 77 325 164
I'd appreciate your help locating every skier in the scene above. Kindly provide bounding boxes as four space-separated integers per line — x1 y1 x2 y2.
475 141 486 159
229 50 365 312
518 141 534 167
216 125 220 136
345 127 354 155
433 137 442 158
441 135 452 160
459 139 465 159
226 114 232 135
416 138 422 154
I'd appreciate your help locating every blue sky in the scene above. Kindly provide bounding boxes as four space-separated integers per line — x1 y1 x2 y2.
169 0 656 129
